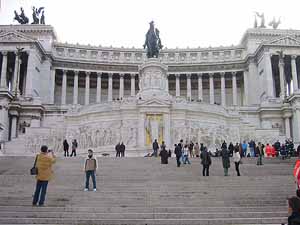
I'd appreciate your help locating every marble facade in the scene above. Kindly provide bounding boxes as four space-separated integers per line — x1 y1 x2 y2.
0 25 300 155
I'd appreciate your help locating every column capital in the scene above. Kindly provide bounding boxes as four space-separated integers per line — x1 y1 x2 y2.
130 73 136 78
85 71 91 76
1 51 8 56
119 73 125 78
108 72 113 78
97 72 102 77
291 55 298 60
62 69 68 74
279 58 285 65
175 73 181 78
186 73 191 78
208 72 214 77
197 73 203 78
74 70 79 75
232 71 237 77
220 72 225 77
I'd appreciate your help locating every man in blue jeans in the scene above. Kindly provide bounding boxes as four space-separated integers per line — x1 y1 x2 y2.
84 149 98 191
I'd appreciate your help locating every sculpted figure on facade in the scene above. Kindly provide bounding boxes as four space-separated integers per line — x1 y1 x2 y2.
255 12 266 28
143 21 163 58
14 7 29 24
269 17 281 29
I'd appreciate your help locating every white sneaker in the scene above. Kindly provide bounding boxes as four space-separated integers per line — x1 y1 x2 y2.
84 188 88 191
93 188 97 192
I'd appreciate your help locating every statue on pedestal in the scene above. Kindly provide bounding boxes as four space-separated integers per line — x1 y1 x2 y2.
255 12 266 28
14 7 29 24
143 21 163 58
268 17 281 29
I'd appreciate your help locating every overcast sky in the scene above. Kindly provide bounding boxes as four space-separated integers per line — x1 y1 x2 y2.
0 0 300 49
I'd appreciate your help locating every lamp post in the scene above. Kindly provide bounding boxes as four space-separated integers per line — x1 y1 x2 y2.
14 47 24 100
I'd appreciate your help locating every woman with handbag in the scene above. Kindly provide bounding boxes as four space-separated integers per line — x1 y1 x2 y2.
32 145 56 206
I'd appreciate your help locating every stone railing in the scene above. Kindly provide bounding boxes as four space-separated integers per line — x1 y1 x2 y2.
53 43 245 64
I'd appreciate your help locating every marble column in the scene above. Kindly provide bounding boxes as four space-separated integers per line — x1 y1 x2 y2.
166 74 169 93
243 70 249 106
209 73 214 104
264 52 274 97
220 72 226 107
119 73 124 99
279 58 286 100
186 73 191 100
49 68 56 104
198 73 203 101
12 53 21 96
11 116 18 139
85 71 90 105
61 70 67 105
73 71 79 105
108 73 113 101
232 72 237 106
285 117 291 139
291 55 299 92
130 73 135 97
0 51 7 88
175 74 180 97
96 72 102 103
25 51 34 97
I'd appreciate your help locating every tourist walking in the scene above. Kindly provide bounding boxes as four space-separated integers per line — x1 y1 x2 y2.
249 140 255 157
287 197 300 225
233 148 241 176
152 139 159 157
183 145 191 165
174 144 182 167
63 139 69 157
159 145 169 164
115 142 121 157
120 142 126 157
257 142 263 165
70 139 78 157
200 147 211 176
241 141 247 158
188 141 194 157
32 145 56 206
84 149 98 191
221 147 230 176
228 142 234 157
194 142 200 157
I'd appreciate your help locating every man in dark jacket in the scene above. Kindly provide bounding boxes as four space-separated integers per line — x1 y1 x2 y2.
200 147 211 176
287 196 300 225
221 148 230 176
174 144 182 167
159 146 169 164
115 142 120 157
120 142 125 157
152 139 159 157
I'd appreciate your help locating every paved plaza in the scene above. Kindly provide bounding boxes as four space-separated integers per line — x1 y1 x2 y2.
0 156 295 224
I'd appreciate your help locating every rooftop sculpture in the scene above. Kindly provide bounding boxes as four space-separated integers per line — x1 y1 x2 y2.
13 6 45 25
143 21 163 58
254 12 281 29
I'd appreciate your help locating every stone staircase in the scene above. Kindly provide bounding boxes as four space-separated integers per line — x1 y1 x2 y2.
0 156 295 224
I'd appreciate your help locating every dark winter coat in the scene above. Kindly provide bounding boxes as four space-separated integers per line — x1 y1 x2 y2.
63 140 69 151
288 211 300 225
153 141 159 150
174 145 182 157
159 149 169 164
221 148 230 169
200 150 211 166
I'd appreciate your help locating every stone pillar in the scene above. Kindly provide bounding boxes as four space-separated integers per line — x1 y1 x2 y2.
138 113 145 148
279 58 286 100
186 73 191 100
49 68 56 104
175 74 180 97
85 71 90 105
108 73 113 101
232 71 237 106
73 70 79 105
291 55 299 92
96 72 102 103
11 116 18 138
25 51 34 97
243 70 249 106
61 70 67 105
285 117 291 139
0 51 7 89
119 73 124 99
12 53 21 96
130 73 135 97
163 113 171 148
198 73 203 101
209 73 214 104
220 72 226 107
264 52 274 97
166 74 169 93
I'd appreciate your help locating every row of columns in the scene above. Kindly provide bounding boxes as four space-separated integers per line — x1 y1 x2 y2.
174 72 242 106
60 71 137 105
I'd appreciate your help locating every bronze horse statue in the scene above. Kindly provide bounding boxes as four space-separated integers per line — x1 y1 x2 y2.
143 21 163 58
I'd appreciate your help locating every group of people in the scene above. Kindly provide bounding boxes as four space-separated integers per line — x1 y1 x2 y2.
62 139 78 157
32 146 98 206
115 142 126 157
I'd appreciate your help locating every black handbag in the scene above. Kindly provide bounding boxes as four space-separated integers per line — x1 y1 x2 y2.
30 155 38 175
